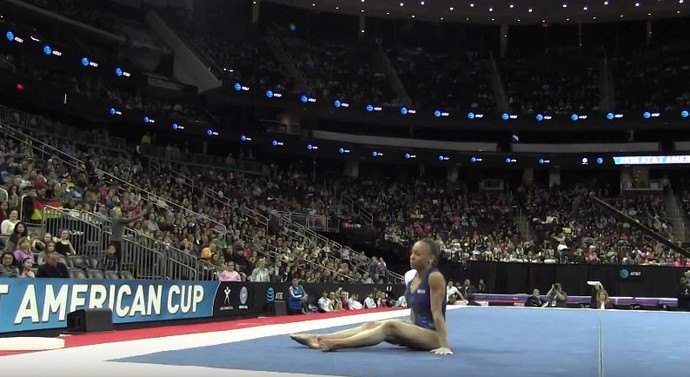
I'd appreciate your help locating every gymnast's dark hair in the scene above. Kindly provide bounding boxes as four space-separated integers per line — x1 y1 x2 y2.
419 239 440 266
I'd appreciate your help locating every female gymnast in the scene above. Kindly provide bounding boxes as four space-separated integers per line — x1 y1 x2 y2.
290 239 452 355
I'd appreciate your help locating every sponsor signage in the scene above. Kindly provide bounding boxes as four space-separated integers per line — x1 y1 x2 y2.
0 279 217 333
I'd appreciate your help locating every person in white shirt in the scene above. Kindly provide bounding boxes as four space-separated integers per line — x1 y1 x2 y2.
446 282 463 304
250 258 270 282
348 293 363 310
317 291 333 312
363 293 377 308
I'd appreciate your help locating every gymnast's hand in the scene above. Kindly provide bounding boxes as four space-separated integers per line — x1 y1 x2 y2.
430 347 453 355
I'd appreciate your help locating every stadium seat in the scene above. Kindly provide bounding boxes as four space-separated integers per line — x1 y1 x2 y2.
104 270 120 279
69 255 86 268
58 255 69 267
69 269 87 279
86 256 100 269
86 269 105 279
120 270 134 280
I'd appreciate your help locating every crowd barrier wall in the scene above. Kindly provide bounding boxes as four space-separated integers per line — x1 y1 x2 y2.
440 262 687 298
0 279 405 333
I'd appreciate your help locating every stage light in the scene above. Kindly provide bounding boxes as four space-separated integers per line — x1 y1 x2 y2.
536 114 544 121
171 123 184 130
300 95 309 103
234 83 242 91
434 110 441 118
266 90 274 98
571 114 579 121
643 111 651 119
81 57 89 67
143 116 155 124
681 110 689 118
404 153 417 159
468 112 475 120
607 113 614 120
207 129 219 136
366 104 374 112
334 100 342 108
400 107 408 115
307 144 319 150
144 116 149 123
272 140 284 147
108 107 122 116
5 31 14 41
438 155 449 161
338 147 350 154
502 113 509 121
115 67 123 76
240 135 252 142
506 157 512 164
372 151 383 157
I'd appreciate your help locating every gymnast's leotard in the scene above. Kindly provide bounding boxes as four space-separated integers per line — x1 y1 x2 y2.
405 268 447 330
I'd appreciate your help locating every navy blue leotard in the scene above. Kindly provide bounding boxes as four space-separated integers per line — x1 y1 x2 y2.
405 268 447 330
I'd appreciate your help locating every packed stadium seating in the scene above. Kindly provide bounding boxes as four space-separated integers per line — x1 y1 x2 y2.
3 0 690 289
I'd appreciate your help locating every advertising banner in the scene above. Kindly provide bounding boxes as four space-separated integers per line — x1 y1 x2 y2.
0 278 218 333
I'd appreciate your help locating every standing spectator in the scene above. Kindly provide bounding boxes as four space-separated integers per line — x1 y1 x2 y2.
110 206 144 263
36 252 69 278
287 278 307 315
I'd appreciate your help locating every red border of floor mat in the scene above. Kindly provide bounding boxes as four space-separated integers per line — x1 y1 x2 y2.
0 308 402 356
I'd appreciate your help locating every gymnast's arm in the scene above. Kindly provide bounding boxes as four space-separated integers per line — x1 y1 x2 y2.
429 272 450 349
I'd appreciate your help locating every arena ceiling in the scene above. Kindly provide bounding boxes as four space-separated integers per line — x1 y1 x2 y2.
262 0 689 24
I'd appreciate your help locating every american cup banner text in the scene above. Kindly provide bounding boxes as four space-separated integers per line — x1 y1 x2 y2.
0 278 218 333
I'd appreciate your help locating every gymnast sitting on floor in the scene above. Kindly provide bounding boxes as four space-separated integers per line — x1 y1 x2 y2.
290 239 452 355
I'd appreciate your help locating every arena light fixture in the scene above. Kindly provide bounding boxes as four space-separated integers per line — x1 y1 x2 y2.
171 123 184 130
307 144 318 150
338 147 350 154
272 140 284 147
206 129 219 136
404 153 417 159
240 135 252 142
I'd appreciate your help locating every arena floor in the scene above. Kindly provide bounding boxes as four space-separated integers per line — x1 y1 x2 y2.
0 306 688 377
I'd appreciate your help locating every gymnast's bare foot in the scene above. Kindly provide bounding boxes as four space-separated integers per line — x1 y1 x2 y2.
290 334 321 349
318 338 337 352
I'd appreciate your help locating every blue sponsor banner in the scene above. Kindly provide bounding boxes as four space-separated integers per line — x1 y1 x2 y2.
0 278 219 333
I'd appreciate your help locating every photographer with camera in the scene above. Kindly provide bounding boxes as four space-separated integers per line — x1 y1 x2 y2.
545 283 568 308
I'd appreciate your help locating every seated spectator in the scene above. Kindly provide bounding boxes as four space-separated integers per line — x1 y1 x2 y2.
100 244 119 272
55 230 76 256
546 283 567 308
348 293 363 310
525 289 546 307
36 252 69 278
12 237 33 268
363 292 377 309
36 242 56 266
18 257 35 278
0 251 18 277
317 290 333 313
218 262 242 282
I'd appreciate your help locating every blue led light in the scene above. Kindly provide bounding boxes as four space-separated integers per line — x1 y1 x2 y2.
240 135 247 142
682 110 689 118
536 114 544 121
405 153 411 159
400 107 408 115
366 104 374 112
233 82 242 91
5 31 14 41
571 114 579 121
596 157 604 164
467 112 475 120
115 67 123 77
438 155 444 161
307 144 313 150
81 57 89 67
538 159 544 165
339 148 345 154
607 113 614 120
172 123 179 130
109 108 116 115
43 45 52 56
300 95 308 103
272 140 278 146
643 111 651 119
143 116 150 123
470 157 477 163
334 100 342 108
501 113 509 121
266 90 274 98
505 157 512 164
372 151 378 157
434 110 442 118
207 129 213 136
